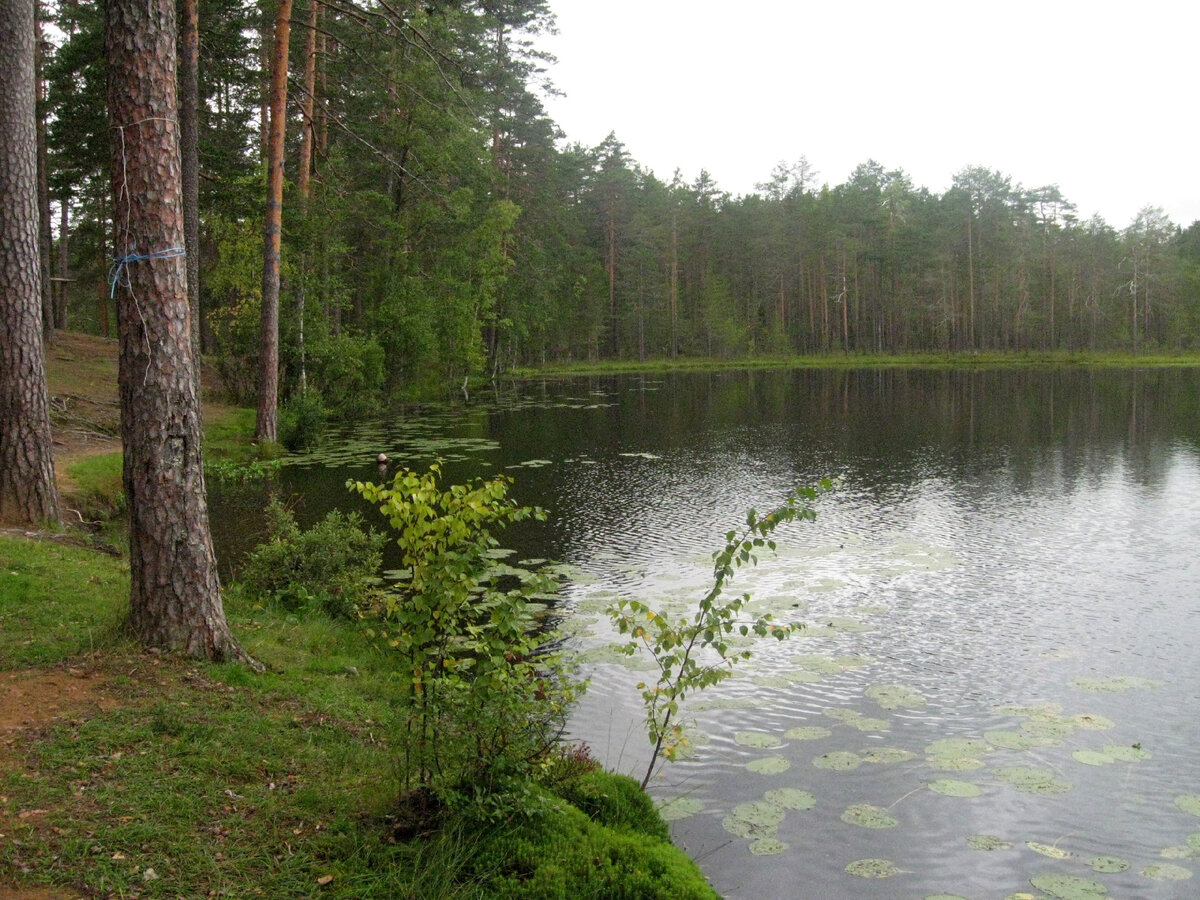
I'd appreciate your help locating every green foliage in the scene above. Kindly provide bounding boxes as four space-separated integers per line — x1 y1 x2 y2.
306 334 385 421
608 481 834 788
203 457 283 484
238 500 385 620
349 465 580 796
204 215 266 405
278 392 328 451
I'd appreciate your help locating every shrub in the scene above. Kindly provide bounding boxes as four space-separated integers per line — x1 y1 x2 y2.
278 392 327 451
308 333 385 421
238 499 385 619
349 464 581 798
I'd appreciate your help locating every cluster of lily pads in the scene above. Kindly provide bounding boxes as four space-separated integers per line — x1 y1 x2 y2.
644 645 1198 896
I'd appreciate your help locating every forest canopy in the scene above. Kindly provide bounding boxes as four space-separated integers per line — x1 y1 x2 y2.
40 0 1200 404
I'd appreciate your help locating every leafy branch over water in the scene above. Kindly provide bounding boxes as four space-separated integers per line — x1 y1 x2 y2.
607 480 834 789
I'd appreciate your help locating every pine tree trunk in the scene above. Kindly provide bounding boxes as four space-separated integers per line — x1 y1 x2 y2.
0 0 60 527
104 0 257 668
34 7 54 346
55 199 69 329
179 0 202 379
256 0 293 443
296 0 318 200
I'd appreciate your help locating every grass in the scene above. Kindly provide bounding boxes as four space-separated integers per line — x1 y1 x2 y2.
0 535 718 899
0 536 127 667
511 348 1200 378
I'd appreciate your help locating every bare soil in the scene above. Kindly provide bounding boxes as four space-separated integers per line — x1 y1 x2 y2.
0 664 118 900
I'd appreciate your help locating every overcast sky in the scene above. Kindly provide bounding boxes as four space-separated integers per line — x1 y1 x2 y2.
535 0 1199 229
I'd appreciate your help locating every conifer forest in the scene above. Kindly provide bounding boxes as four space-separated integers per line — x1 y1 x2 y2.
41 0 1200 405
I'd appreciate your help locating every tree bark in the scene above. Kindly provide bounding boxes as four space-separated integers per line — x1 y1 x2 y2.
0 0 60 527
296 0 318 200
56 199 69 329
104 0 258 668
179 0 201 385
256 0 293 443
34 6 54 346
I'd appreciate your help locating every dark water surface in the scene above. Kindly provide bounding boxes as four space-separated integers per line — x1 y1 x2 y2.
212 368 1200 899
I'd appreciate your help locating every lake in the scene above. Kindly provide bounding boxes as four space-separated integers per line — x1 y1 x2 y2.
211 367 1200 899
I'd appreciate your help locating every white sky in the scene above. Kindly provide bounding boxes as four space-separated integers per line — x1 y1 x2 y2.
536 0 1200 229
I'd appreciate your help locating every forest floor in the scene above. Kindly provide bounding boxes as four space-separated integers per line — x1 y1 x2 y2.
2 332 714 900
2 333 239 899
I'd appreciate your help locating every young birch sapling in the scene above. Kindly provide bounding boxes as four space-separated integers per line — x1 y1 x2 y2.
607 481 833 789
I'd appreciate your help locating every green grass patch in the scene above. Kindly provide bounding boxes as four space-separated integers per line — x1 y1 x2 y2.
203 405 262 461
0 535 127 668
64 451 125 519
512 349 1200 378
1 537 712 899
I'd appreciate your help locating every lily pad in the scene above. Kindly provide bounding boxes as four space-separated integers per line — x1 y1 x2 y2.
862 747 918 765
1141 862 1192 881
929 779 982 798
845 858 901 878
1070 675 1164 693
1027 841 1074 860
866 683 927 710
751 675 794 688
1020 718 1075 740
993 766 1073 794
984 730 1046 751
825 708 891 732
735 731 783 749
748 837 788 856
1072 749 1115 767
813 751 862 772
1103 744 1151 762
1175 795 1200 817
1029 873 1109 898
722 800 786 839
783 726 832 741
763 788 816 811
792 653 872 673
967 834 1012 851
927 754 985 772
658 797 705 821
1072 713 1114 730
1086 856 1129 873
841 804 898 828
746 756 790 775
1160 845 1196 859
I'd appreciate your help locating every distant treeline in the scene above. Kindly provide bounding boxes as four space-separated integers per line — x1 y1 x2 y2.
43 1 1200 403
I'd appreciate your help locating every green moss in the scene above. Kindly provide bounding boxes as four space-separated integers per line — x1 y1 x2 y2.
472 781 718 899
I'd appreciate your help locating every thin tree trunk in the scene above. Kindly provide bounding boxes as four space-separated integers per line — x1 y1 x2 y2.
105 0 258 668
256 0 293 443
179 0 202 388
34 6 54 346
296 0 318 199
0 0 60 526
294 0 319 396
55 199 69 329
